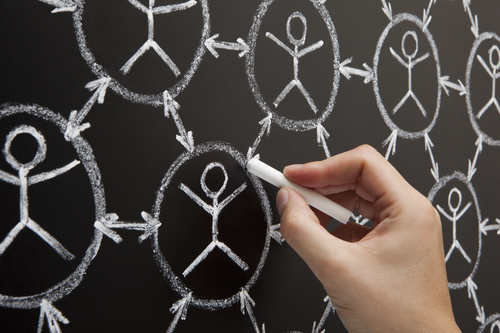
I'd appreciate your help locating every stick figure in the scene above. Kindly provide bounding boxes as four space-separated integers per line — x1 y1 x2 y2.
266 11 324 114
179 162 248 277
437 187 472 264
390 30 430 117
476 45 500 119
120 0 197 76
0 125 81 260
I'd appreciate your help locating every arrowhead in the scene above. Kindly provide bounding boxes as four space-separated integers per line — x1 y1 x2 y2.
239 288 256 315
468 159 477 181
64 110 91 141
424 133 434 151
270 224 284 244
362 63 374 84
176 131 195 153
94 213 123 244
316 124 330 145
480 218 490 235
205 33 220 58
237 38 250 58
458 79 466 96
163 90 181 118
471 16 479 38
38 299 69 333
259 114 272 136
476 306 485 324
85 77 110 104
170 293 193 320
139 212 161 243
339 57 353 80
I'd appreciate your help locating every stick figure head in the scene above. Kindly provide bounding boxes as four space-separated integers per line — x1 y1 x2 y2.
402 30 419 60
287 11 307 47
3 125 46 172
448 187 462 215
489 45 500 71
201 162 228 200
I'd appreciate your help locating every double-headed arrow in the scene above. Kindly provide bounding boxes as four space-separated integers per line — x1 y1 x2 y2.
205 34 250 58
94 212 161 244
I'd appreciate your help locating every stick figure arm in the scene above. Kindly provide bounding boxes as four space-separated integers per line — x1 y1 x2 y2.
412 52 430 66
0 169 20 186
265 32 294 56
179 183 214 215
477 55 494 78
495 70 500 79
154 0 197 14
218 182 248 211
436 204 453 221
297 40 324 58
390 47 408 68
127 0 149 13
455 201 472 220
28 160 80 186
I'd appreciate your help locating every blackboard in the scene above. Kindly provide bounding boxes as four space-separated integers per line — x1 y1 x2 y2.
1 0 499 332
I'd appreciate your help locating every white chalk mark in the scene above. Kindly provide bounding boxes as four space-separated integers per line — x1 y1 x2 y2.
476 46 500 119
381 0 393 21
316 124 331 158
94 212 161 244
266 12 324 114
38 0 76 13
437 188 473 264
270 224 284 245
468 135 483 181
422 0 437 32
383 129 398 160
390 31 430 117
467 277 486 324
440 76 466 96
247 114 272 161
240 288 261 333
0 125 80 260
179 162 248 276
339 57 374 84
163 91 195 152
120 0 197 76
481 218 500 235
37 299 69 333
205 34 249 58
167 292 193 333
424 133 439 182
463 0 480 38
312 296 335 333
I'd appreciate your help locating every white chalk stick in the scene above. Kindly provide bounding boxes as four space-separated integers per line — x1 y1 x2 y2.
247 158 351 224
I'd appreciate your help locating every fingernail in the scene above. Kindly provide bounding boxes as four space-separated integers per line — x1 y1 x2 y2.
276 189 289 215
283 164 303 173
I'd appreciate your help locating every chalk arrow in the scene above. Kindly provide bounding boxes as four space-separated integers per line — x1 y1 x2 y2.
64 111 91 141
422 0 437 31
85 77 111 105
339 57 374 84
37 299 69 333
383 129 398 160
464 1 479 38
240 288 261 333
481 218 500 235
270 224 284 245
205 34 250 58
94 213 123 244
467 278 486 324
381 0 393 21
94 212 161 244
39 0 76 13
312 296 335 333
424 133 439 182
167 293 193 333
247 115 272 161
468 135 483 181
139 212 162 243
163 91 195 152
316 124 331 158
440 76 466 96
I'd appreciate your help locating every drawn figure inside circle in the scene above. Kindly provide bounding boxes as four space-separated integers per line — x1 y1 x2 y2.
266 11 324 114
179 162 248 277
0 125 81 260
390 30 430 117
476 45 500 119
436 187 473 264
120 0 198 76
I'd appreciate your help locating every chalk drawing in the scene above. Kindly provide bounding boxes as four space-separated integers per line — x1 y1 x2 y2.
428 171 483 290
478 314 500 333
467 32 500 146
373 13 442 140
179 162 249 276
149 142 271 319
0 104 105 314
0 125 79 260
246 0 340 132
266 11 324 114
73 0 210 106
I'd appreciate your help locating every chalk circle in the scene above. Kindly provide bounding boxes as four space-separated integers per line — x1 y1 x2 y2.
3 125 47 172
478 313 500 333
73 0 210 107
246 0 340 132
427 171 482 290
373 13 442 140
466 32 500 146
0 103 105 309
150 142 272 310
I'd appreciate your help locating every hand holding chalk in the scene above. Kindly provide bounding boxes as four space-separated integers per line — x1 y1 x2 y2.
246 158 352 223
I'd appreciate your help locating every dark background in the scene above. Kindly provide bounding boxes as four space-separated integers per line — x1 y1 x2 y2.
1 0 499 332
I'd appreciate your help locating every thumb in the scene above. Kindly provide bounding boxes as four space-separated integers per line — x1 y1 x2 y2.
277 188 348 278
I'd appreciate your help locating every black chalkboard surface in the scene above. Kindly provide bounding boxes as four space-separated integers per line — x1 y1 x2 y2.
1 0 500 332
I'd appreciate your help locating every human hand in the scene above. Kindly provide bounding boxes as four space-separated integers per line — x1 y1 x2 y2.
276 145 460 333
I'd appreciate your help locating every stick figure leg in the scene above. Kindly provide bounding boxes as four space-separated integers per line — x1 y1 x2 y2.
121 40 153 74
0 221 26 256
26 218 75 261
273 80 297 108
392 91 411 115
150 41 181 77
476 98 495 119
296 80 319 114
183 241 217 277
216 240 249 271
454 240 472 264
411 91 428 118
